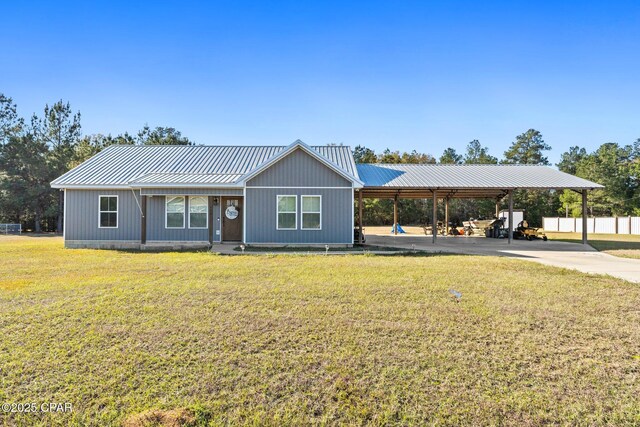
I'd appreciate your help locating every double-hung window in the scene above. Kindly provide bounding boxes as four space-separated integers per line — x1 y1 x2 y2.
99 195 118 228
166 196 185 228
189 196 208 228
301 196 321 230
277 195 297 230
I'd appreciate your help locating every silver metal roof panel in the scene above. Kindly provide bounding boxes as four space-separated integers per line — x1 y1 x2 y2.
52 144 357 187
356 164 603 190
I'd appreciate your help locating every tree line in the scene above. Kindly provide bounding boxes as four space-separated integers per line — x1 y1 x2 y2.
0 93 193 232
1 92 638 231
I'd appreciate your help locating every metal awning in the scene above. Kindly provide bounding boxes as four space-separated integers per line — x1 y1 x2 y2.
356 163 602 199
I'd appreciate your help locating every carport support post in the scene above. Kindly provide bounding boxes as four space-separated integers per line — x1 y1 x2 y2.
582 190 588 245
432 190 437 244
393 194 398 235
444 197 449 236
358 190 363 244
508 190 513 244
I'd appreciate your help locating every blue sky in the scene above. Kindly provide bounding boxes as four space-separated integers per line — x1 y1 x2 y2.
2 1 639 164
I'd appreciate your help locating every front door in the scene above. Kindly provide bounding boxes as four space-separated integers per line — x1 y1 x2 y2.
222 197 243 241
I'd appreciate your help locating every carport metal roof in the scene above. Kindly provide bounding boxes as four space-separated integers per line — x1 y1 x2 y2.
356 164 603 199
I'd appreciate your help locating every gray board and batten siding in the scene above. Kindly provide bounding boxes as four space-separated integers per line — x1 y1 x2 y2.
246 148 353 188
65 189 141 246
245 188 353 244
65 189 231 247
245 148 355 245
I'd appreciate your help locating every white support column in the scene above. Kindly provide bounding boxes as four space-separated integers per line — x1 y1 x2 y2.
582 190 588 245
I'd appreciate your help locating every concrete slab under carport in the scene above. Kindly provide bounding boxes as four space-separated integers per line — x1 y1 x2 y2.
364 232 640 283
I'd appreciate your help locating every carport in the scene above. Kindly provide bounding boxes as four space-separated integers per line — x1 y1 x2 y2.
354 164 604 245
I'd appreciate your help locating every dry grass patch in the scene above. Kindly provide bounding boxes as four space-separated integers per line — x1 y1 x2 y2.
1 235 639 426
603 249 640 259
545 231 640 252
122 408 197 427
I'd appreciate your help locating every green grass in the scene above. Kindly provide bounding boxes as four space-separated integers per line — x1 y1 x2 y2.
546 232 640 258
1 235 640 426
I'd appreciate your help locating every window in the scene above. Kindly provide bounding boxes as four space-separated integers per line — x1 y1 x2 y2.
277 195 297 230
189 196 208 228
166 196 185 228
99 196 118 228
301 195 321 230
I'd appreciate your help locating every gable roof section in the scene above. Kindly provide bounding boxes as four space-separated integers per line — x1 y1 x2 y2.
239 140 364 187
51 143 359 188
356 164 603 190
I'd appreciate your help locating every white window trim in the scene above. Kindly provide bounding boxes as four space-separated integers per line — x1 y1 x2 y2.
165 196 185 229
276 195 297 230
98 195 118 229
301 195 322 230
188 196 208 229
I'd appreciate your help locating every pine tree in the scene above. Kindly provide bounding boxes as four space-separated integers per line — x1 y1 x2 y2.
31 101 82 233
503 129 550 165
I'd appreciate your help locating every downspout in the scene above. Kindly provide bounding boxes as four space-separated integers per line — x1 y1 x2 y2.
130 188 144 217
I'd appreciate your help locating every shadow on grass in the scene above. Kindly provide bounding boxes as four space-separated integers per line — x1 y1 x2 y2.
233 244 406 253
232 245 472 258
0 232 61 238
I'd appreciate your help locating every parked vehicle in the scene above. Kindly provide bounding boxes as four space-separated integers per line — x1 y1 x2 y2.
514 220 547 241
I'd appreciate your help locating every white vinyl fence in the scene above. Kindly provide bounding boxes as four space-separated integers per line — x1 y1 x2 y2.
543 217 640 234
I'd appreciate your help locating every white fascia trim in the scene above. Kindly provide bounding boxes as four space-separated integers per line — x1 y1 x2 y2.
51 184 131 190
130 183 243 188
238 141 364 187
52 183 244 190
63 189 67 240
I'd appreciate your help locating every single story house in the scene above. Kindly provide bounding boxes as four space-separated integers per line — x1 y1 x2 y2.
51 140 602 249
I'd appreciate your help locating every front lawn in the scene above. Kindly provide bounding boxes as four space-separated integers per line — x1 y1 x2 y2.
545 232 640 258
1 236 639 426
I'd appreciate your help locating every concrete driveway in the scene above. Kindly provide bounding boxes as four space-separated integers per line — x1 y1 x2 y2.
365 233 640 283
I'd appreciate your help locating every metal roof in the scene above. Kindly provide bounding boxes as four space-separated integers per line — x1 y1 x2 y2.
357 163 603 192
51 143 603 195
51 144 358 187
129 173 243 186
